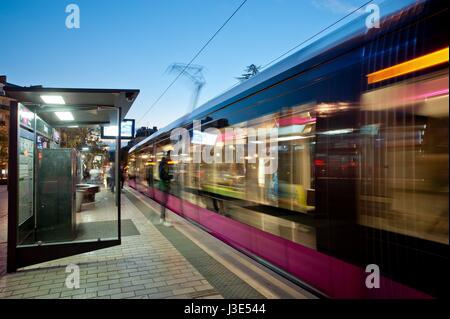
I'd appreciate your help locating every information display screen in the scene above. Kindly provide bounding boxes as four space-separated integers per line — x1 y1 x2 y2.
101 119 135 139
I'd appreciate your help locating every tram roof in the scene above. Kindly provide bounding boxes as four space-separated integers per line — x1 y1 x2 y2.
130 0 423 153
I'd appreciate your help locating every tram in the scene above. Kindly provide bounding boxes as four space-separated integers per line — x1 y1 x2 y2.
128 0 448 298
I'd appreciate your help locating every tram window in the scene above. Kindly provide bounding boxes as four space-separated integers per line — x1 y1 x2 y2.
272 111 316 213
187 108 317 214
132 105 318 248
358 73 449 244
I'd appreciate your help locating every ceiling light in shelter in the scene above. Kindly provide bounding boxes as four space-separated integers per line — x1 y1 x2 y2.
55 111 74 121
41 95 66 105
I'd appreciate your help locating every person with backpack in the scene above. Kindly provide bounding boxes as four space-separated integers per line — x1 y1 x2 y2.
158 152 173 226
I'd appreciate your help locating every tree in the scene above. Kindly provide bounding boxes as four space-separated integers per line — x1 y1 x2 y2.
236 64 261 82
59 127 108 170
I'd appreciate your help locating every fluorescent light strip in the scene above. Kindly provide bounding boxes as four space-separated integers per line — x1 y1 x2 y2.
41 95 66 105
274 135 314 142
367 47 449 84
321 129 353 135
55 111 74 121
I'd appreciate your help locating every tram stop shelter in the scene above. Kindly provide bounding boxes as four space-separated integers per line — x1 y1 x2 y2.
4 85 139 271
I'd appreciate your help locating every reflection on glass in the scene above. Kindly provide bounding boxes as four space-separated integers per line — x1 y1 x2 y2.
0 108 10 185
359 71 449 244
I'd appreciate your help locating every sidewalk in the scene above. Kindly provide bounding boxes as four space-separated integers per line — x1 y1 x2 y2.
0 186 315 299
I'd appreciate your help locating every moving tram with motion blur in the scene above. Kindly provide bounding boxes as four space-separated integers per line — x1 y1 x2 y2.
128 0 448 298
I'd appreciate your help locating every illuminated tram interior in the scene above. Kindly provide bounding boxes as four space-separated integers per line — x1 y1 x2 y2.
130 108 319 249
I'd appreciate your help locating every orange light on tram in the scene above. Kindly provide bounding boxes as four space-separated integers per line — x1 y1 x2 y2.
367 47 449 84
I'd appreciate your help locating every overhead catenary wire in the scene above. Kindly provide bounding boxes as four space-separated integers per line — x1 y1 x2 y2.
137 0 248 126
138 0 374 126
219 0 375 95
260 0 374 70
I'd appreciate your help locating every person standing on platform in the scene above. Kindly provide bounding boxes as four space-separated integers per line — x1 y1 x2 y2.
158 152 173 227
108 162 116 193
120 163 126 190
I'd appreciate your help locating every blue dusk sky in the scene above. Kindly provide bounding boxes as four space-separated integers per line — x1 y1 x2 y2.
1 0 368 129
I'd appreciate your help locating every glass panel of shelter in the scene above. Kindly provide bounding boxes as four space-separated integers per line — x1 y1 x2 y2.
16 103 121 247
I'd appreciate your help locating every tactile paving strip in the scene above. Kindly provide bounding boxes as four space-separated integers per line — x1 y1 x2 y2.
125 190 265 299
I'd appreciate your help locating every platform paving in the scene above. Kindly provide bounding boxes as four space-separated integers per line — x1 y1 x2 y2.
124 190 264 299
0 191 221 299
0 186 315 299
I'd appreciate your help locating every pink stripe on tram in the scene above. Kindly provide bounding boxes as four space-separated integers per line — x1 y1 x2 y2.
127 181 431 299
